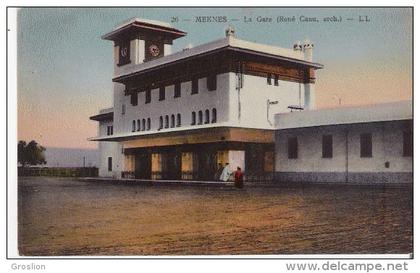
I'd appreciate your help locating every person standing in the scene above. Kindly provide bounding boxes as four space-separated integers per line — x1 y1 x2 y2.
214 163 224 181
219 163 232 182
234 166 244 188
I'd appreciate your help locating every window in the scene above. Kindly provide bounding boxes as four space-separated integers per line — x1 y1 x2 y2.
121 104 126 115
165 115 169 128
107 125 113 136
198 111 203 125
159 87 165 101
145 90 151 104
132 120 136 132
322 135 333 158
403 130 413 157
207 74 217 91
130 93 138 106
360 133 372 158
204 109 210 124
174 82 181 98
211 108 217 123
147 118 151 130
170 114 175 128
137 119 141 131
108 157 112 171
142 119 146 131
176 114 181 127
159 116 163 129
274 75 279 86
288 137 298 159
191 78 198 94
267 73 272 85
191 112 196 125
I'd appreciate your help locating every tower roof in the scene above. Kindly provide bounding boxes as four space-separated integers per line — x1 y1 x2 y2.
102 18 187 41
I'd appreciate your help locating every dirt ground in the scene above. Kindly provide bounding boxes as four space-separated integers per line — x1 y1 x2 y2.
18 177 412 256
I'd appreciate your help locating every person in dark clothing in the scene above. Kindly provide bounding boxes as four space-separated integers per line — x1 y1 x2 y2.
234 166 244 188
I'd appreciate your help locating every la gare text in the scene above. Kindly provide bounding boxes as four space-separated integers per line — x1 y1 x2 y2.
186 15 369 23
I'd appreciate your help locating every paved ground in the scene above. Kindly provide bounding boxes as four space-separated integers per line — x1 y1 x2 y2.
18 177 412 256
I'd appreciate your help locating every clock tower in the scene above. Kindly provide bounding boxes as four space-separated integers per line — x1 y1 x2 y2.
102 18 186 69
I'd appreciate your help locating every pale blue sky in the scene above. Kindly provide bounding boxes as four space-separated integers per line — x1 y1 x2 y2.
17 7 412 148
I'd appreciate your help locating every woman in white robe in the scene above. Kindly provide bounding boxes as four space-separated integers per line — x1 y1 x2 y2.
219 163 232 182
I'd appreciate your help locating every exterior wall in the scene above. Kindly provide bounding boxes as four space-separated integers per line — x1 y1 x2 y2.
113 73 231 135
98 119 121 177
228 150 245 172
98 141 122 178
304 83 315 110
98 120 112 136
274 121 413 184
229 73 305 129
164 44 171 56
112 72 306 139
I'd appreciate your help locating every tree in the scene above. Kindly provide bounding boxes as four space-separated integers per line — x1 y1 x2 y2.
18 140 47 168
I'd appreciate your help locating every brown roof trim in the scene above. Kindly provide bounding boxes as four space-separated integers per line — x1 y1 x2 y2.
229 47 324 69
90 112 113 122
112 46 323 83
90 126 274 142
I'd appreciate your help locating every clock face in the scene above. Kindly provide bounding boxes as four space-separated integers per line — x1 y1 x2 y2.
120 47 128 58
149 44 160 57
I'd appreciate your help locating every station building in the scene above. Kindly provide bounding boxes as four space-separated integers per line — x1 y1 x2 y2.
90 18 412 184
90 18 322 180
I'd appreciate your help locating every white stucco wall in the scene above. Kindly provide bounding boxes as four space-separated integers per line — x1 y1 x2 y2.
98 141 122 178
111 71 308 136
229 73 305 129
164 44 172 56
98 120 113 136
113 73 231 135
275 121 412 173
98 120 123 178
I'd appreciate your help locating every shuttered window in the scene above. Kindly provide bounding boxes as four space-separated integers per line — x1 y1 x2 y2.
207 74 217 91
288 137 298 159
191 78 198 94
174 82 181 98
360 133 372 158
322 135 333 158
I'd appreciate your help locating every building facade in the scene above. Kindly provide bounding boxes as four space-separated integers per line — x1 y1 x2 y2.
90 18 412 184
274 101 413 184
90 18 323 180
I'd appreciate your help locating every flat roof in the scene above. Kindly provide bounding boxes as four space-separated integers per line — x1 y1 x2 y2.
113 36 323 82
90 108 113 122
275 100 412 130
102 18 186 41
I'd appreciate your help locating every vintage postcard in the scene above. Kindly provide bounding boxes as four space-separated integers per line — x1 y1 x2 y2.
9 6 413 263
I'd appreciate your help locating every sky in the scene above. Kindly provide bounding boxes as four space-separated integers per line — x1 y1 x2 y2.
16 7 412 149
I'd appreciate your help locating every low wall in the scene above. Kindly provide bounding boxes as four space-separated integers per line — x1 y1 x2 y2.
274 172 412 184
18 167 98 177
